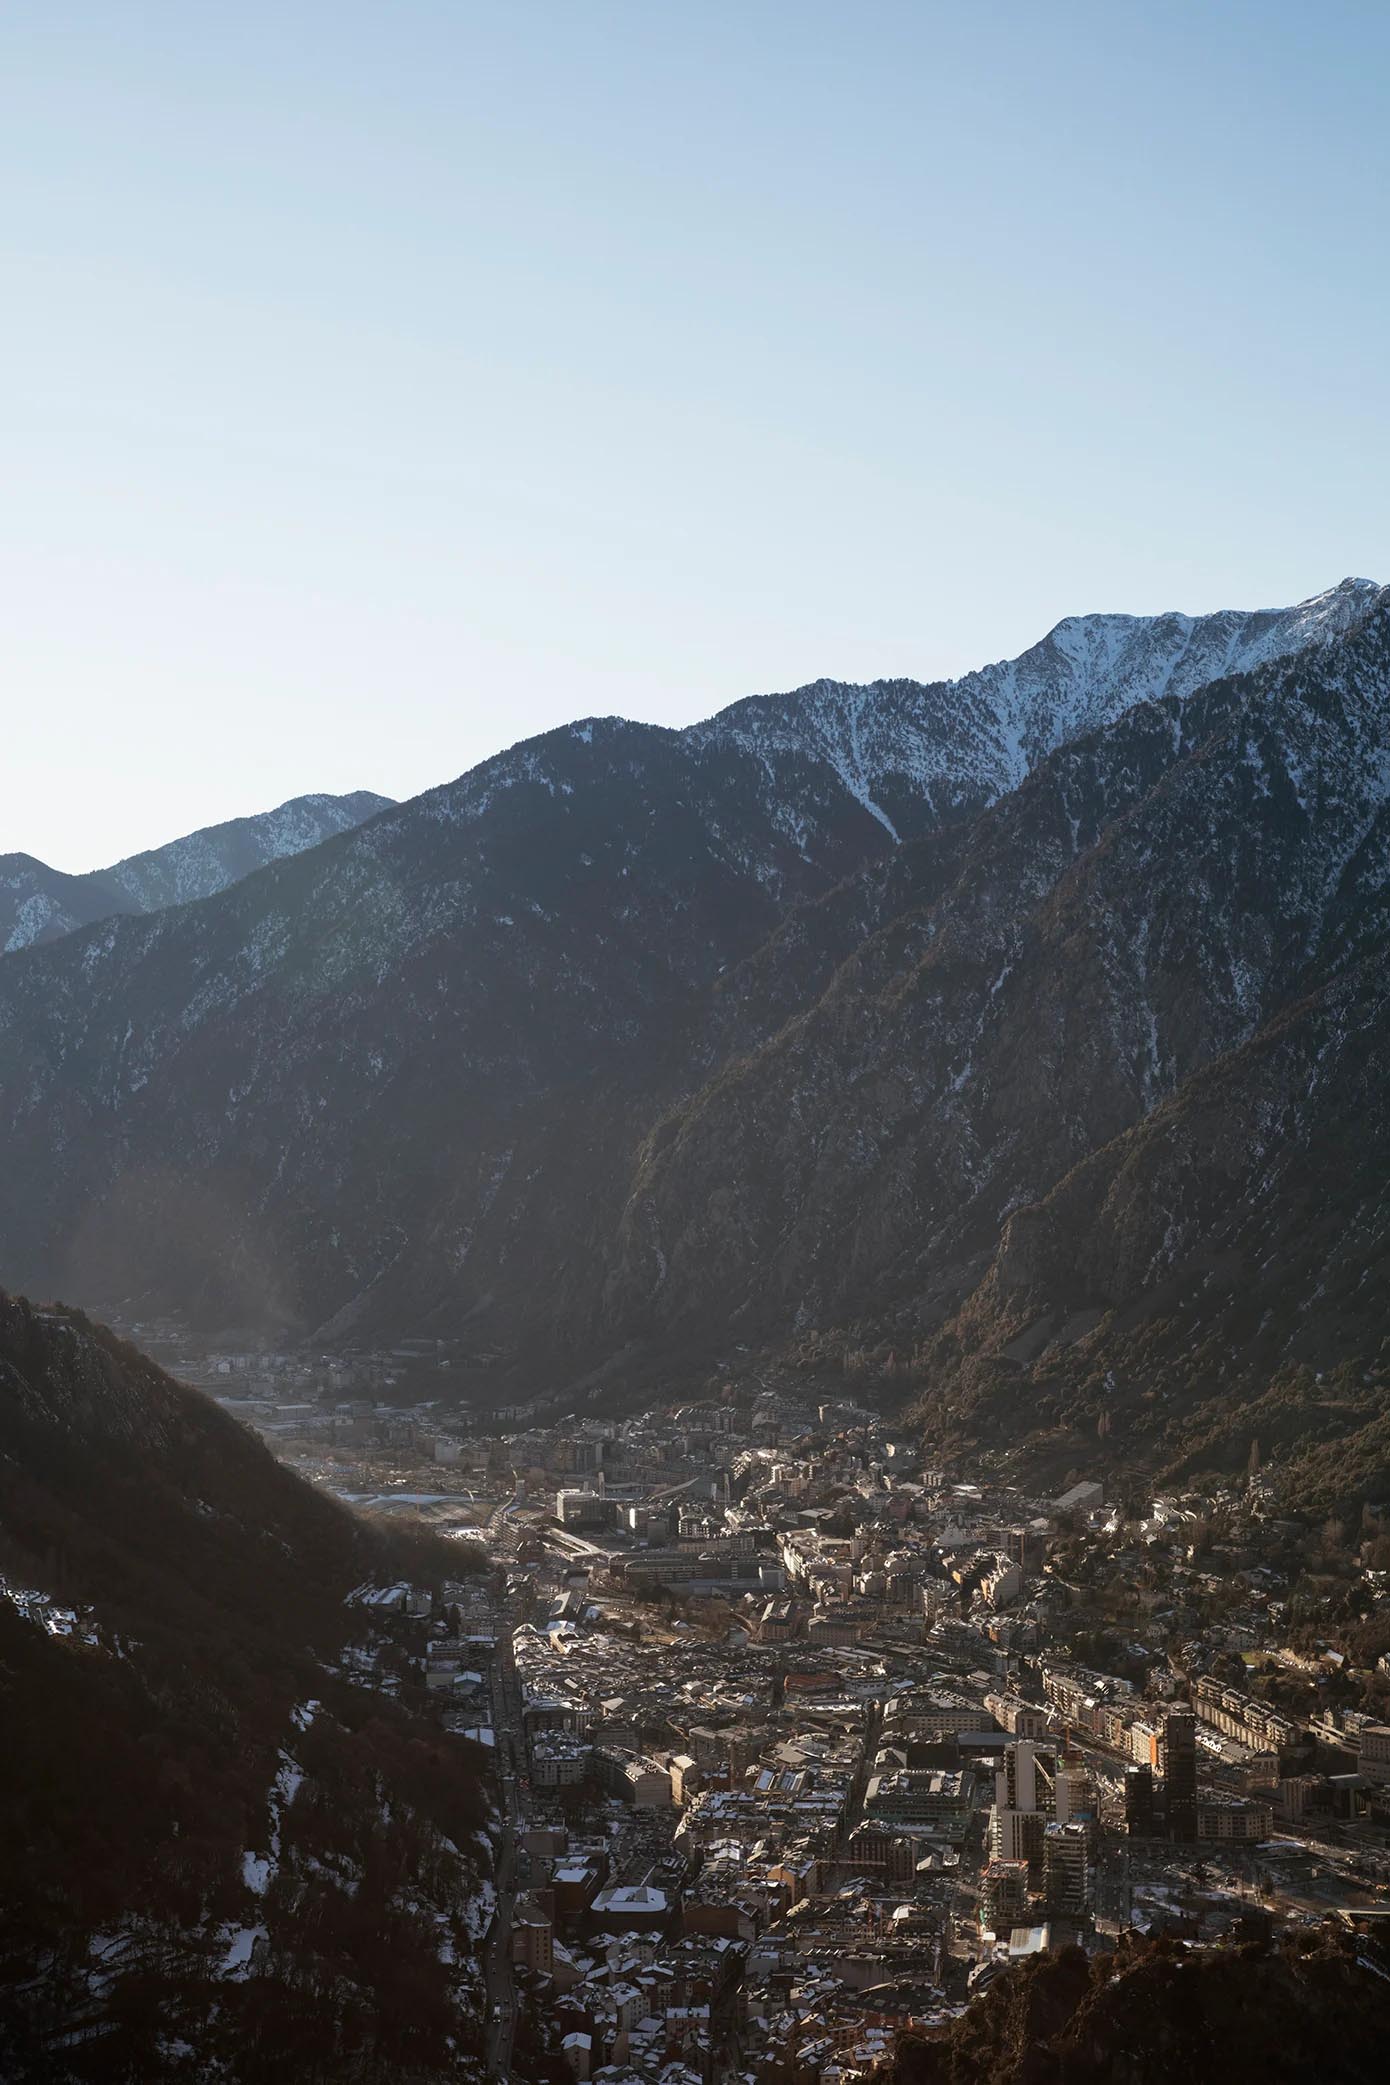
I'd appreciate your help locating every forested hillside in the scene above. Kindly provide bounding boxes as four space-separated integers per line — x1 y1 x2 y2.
0 1293 493 2084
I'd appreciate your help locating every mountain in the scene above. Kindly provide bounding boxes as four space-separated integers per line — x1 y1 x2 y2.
607 588 1390 1501
695 577 1377 841
0 1289 492 2083
914 950 1390 1511
0 711 904 1341
0 580 1384 1508
0 791 394 953
890 1933 1390 2085
610 589 1390 1341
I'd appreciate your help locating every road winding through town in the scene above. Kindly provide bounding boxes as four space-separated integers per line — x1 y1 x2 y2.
482 1597 523 2080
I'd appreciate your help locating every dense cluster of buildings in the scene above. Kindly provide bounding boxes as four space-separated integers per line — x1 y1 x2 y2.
185 1347 1390 2084
350 1383 1390 2084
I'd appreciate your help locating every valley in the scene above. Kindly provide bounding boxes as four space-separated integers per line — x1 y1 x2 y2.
10 8 1385 2076
7 580 1390 2082
2 583 1388 1512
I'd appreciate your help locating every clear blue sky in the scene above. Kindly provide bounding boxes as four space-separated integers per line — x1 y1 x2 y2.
3 1 1386 869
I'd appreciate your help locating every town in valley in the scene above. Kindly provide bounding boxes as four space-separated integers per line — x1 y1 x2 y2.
120 1319 1390 2085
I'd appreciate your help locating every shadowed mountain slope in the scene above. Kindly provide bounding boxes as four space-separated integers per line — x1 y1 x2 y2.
609 593 1390 1345
0 1291 491 2084
0 583 1383 1483
891 1933 1390 2085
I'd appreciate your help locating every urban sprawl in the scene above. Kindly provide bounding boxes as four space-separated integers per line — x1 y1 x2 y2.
144 1326 1390 2085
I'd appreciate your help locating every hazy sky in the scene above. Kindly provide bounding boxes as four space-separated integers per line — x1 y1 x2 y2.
3 1 1387 870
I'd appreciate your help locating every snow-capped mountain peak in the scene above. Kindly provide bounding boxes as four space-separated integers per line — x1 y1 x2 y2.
692 578 1382 833
0 789 393 953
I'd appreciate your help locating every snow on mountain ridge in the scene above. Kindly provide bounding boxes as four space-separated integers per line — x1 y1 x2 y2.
101 790 395 912
695 576 1381 824
0 790 393 953
308 581 1381 894
604 591 1390 1357
1 585 1386 1355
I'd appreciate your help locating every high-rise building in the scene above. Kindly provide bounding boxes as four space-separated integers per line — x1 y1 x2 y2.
1163 1709 1198 1841
989 1804 1045 1878
980 1858 1030 1937
1052 1762 1093 1825
1043 1820 1091 1915
1007 1524 1034 1569
994 1739 1038 1814
1124 1764 1156 1837
990 1740 1044 1884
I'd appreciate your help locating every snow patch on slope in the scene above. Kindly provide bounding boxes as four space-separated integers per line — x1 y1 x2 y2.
694 577 1380 836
